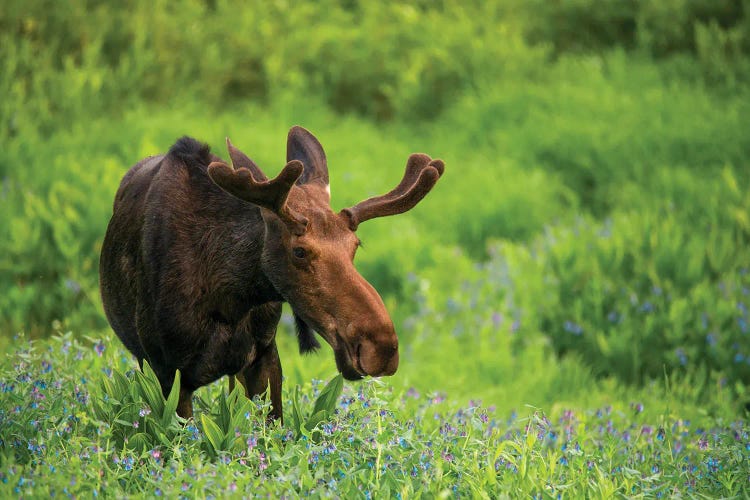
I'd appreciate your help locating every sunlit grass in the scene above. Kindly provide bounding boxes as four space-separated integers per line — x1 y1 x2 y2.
1 332 748 497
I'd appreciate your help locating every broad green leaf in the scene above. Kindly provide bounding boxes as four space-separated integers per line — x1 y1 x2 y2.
218 389 231 430
128 432 151 452
312 373 343 416
138 360 165 415
201 413 224 456
162 369 181 427
304 409 328 432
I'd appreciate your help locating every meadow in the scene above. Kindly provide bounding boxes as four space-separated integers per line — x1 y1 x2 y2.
2 0 750 496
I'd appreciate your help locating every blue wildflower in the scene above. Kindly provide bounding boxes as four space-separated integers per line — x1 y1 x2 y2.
491 312 503 327
675 348 688 366
607 311 620 323
563 321 583 335
94 341 105 357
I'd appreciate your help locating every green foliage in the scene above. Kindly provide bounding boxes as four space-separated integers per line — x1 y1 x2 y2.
91 360 185 452
2 6 750 496
290 374 345 441
1 333 748 497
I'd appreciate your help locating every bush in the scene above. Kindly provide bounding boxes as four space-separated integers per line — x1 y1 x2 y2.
492 166 750 389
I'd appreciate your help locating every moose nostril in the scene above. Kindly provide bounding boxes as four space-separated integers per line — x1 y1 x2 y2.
354 336 399 377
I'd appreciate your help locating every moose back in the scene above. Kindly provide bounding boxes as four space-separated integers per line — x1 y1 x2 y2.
99 126 444 419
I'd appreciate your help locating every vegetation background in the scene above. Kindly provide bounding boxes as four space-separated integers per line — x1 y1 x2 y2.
1 0 749 496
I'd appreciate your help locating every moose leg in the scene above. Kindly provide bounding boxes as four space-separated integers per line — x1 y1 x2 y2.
236 341 283 422
176 387 194 419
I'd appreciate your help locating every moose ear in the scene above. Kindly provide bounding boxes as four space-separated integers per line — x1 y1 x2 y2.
286 126 329 187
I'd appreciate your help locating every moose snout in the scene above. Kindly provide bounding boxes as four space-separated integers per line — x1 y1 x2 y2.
356 335 399 377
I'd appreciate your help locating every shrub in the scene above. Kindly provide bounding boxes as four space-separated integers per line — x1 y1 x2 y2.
493 166 750 390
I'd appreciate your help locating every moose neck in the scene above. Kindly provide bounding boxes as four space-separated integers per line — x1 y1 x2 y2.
209 204 285 312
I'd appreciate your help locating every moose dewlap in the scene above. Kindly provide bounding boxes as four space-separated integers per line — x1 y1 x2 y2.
99 126 444 420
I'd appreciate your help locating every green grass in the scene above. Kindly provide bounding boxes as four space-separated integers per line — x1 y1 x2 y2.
1 332 748 497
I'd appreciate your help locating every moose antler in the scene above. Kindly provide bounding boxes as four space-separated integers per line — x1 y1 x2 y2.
341 153 445 230
208 138 308 234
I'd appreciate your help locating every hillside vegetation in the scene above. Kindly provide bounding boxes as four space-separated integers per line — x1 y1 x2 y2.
1 1 749 496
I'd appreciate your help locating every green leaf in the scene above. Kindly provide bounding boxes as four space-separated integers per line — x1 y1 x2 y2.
291 386 304 437
138 360 165 415
218 388 231 430
128 432 152 452
312 373 343 416
201 413 224 456
162 369 181 427
304 410 328 432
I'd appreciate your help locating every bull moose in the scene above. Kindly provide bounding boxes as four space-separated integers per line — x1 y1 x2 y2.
99 126 444 420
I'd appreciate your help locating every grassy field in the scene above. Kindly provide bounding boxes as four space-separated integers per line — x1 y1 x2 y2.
2 0 750 496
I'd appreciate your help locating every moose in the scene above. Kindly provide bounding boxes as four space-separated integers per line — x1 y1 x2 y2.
99 126 444 420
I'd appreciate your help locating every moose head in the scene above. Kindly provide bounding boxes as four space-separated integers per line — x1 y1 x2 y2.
207 127 445 381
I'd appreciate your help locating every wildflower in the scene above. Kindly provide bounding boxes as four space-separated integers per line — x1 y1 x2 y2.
247 435 257 449
94 341 105 357
675 348 688 366
738 302 748 317
65 279 81 294
607 310 620 323
405 387 420 399
563 321 583 335
139 406 152 417
430 393 446 405
491 312 503 327
511 319 520 333
186 425 200 440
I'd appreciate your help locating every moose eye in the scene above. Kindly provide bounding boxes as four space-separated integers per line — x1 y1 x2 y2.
292 247 307 260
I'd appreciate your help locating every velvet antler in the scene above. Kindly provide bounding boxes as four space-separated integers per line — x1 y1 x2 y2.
208 138 308 234
340 153 445 230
